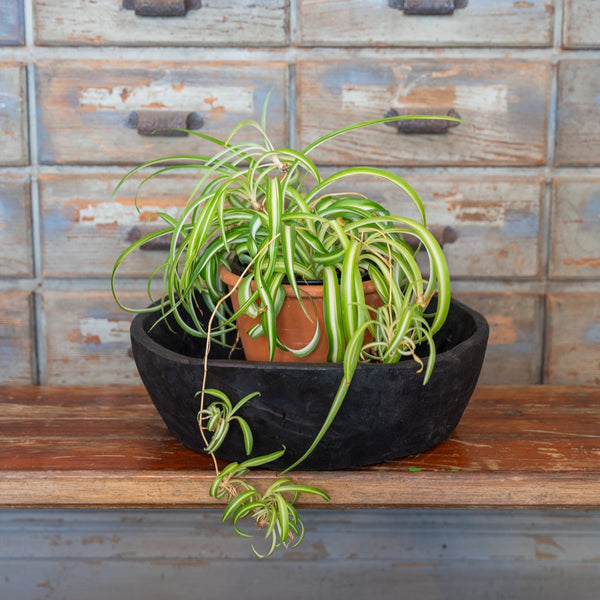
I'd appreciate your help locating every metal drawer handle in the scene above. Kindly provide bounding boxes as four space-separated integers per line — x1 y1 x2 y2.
405 226 458 251
126 110 204 136
122 0 202 17
384 108 461 134
388 0 467 15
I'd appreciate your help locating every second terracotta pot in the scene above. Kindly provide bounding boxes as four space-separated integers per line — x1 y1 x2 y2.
219 265 382 363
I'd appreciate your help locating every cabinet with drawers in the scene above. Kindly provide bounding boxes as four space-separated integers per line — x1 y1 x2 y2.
0 1 598 386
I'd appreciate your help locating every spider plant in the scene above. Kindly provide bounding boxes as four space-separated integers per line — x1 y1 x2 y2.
111 109 455 554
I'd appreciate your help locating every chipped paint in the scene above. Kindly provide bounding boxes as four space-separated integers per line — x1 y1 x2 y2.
455 85 509 113
79 84 253 113
79 318 130 346
76 202 180 226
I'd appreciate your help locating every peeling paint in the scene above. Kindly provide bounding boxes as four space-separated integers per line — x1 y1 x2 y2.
79 318 130 345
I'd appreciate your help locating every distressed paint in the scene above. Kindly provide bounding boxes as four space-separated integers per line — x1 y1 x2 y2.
0 173 32 277
547 294 600 385
319 170 542 278
34 0 288 46
0 291 33 384
453 292 541 384
0 64 28 165
43 290 145 385
35 61 287 165
0 0 24 46
298 0 553 47
39 172 196 277
297 58 549 166
1 509 600 599
556 60 600 166
563 0 600 49
551 178 600 279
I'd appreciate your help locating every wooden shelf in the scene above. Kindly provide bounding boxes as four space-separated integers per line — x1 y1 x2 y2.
1 385 599 509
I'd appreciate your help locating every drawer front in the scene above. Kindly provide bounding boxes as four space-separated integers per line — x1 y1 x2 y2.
299 0 553 48
454 292 541 385
0 174 32 277
547 293 600 385
556 60 600 166
297 58 549 166
0 0 24 45
319 170 542 279
563 0 600 49
551 178 600 280
0 292 34 385
34 0 287 46
0 65 28 165
36 61 288 165
40 172 194 277
44 290 143 385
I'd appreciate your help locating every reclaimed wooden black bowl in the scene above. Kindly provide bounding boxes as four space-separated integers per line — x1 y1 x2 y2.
130 297 488 470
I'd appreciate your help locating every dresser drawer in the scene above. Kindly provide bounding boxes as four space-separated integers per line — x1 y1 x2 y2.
563 0 600 48
453 291 541 385
0 65 28 165
0 0 24 45
297 58 549 166
551 178 600 280
40 172 194 277
556 60 600 166
0 174 32 277
34 0 287 46
320 170 542 279
43 290 143 385
0 292 34 385
547 293 600 385
299 0 553 48
36 61 287 165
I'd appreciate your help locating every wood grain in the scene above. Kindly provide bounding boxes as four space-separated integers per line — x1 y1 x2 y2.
0 64 28 165
563 0 600 49
1 385 599 509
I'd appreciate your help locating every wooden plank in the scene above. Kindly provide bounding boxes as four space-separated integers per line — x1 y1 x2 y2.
0 0 24 46
1 386 600 508
0 173 32 276
36 60 288 165
34 0 287 47
42 291 146 385
299 0 553 48
563 0 600 49
550 177 600 279
297 57 549 166
546 294 600 386
0 293 34 385
39 171 195 277
556 60 600 166
320 169 542 278
0 64 28 165
453 292 542 385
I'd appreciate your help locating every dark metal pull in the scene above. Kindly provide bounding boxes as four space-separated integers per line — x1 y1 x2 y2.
384 108 461 134
122 0 202 17
126 110 203 136
405 226 458 251
388 0 467 15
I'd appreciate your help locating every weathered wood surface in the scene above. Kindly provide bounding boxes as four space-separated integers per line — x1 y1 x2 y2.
0 293 34 386
563 0 600 48
0 64 28 165
36 60 287 165
551 177 600 280
556 60 600 166
299 0 553 48
34 0 288 46
42 290 144 385
297 58 549 166
1 385 599 509
39 172 194 277
0 173 32 277
546 294 600 386
453 292 542 385
0 0 24 46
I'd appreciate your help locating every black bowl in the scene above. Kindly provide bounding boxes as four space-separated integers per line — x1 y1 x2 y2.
130 298 488 470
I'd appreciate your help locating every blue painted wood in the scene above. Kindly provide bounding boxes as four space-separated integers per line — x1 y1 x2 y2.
0 0 24 46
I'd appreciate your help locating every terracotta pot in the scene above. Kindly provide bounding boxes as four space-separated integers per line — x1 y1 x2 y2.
218 264 383 363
